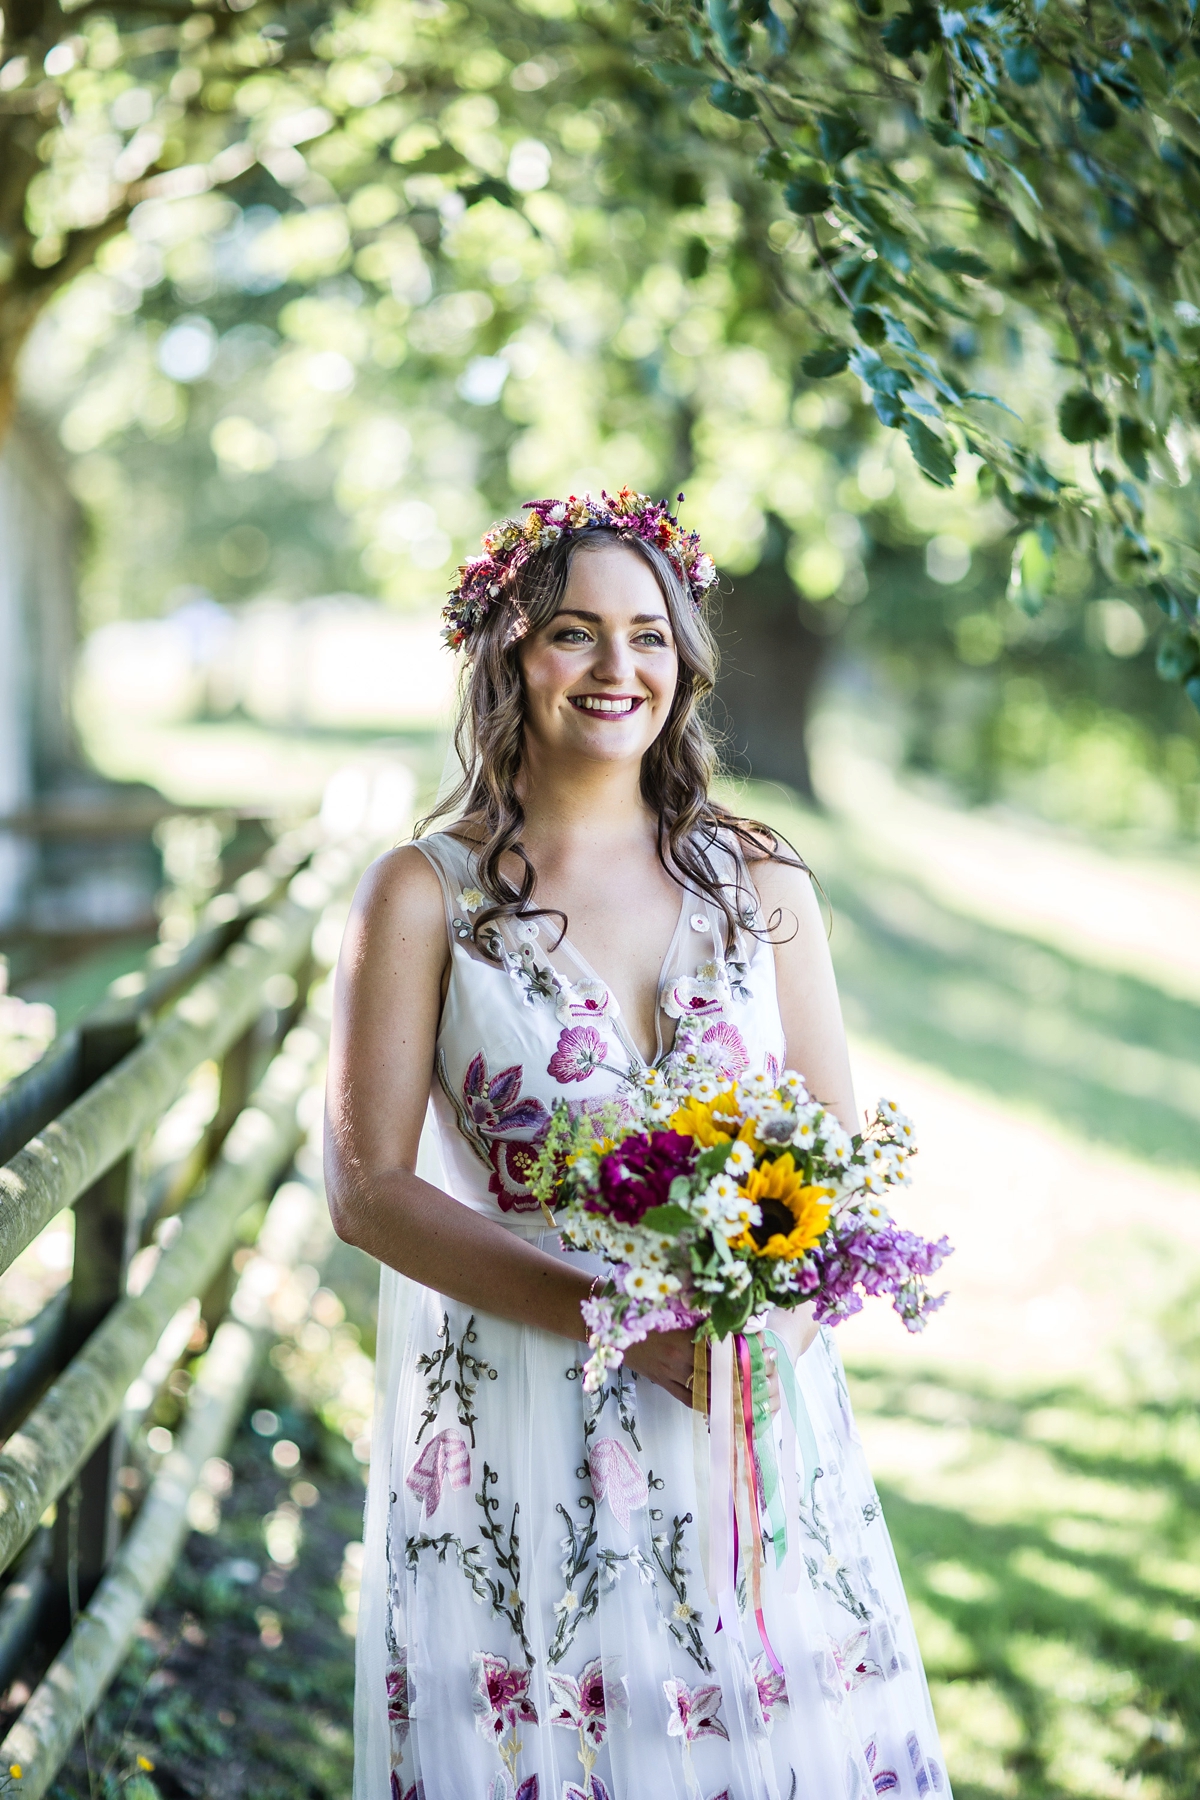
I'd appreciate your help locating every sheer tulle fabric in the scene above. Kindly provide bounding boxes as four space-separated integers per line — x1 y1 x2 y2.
353 833 950 1800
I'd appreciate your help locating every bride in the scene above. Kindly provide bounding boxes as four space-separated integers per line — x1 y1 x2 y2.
325 491 949 1800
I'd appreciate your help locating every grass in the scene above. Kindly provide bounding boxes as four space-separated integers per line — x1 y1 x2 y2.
847 1338 1200 1800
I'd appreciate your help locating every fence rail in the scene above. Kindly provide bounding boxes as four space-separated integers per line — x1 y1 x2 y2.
0 764 406 1798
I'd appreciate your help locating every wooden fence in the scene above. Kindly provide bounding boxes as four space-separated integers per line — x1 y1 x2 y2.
0 780 401 1796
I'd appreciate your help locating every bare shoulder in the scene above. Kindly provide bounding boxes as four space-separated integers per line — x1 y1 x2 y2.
743 847 823 941
344 843 448 965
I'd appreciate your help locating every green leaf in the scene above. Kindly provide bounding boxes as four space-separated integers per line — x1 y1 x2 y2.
710 1286 756 1338
706 0 747 65
818 111 867 164
852 304 886 346
1187 675 1200 715
756 146 792 179
1004 43 1041 86
696 1142 732 1177
926 119 971 149
709 80 757 118
641 1203 695 1233
784 175 831 214
874 391 907 427
801 344 850 377
881 3 940 57
1155 627 1200 684
1117 414 1151 480
928 245 991 277
1058 387 1110 444
902 414 956 485
650 61 711 88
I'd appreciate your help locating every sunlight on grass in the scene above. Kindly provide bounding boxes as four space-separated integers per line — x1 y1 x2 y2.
848 1351 1200 1799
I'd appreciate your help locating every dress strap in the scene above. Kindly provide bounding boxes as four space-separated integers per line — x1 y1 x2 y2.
410 832 481 947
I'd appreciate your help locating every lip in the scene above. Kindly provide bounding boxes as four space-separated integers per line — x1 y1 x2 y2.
568 695 646 718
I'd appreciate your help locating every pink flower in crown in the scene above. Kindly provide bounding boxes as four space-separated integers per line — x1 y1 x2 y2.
663 1679 729 1743
547 1657 626 1748
470 1652 538 1742
700 1020 749 1080
548 1025 609 1084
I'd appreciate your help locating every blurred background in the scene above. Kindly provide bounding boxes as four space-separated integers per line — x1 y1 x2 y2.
1 6 1199 1795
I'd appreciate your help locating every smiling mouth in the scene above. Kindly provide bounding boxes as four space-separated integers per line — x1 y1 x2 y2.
569 695 645 716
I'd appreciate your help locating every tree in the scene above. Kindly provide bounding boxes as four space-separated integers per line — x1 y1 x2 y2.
640 0 1200 710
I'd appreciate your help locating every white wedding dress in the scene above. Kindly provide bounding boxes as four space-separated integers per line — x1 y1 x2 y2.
353 830 950 1800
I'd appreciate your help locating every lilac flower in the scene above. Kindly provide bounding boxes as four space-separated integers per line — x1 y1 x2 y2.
808 1222 951 1330
587 1129 697 1225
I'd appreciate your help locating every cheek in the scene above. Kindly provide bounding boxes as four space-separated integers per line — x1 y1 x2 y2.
520 649 569 705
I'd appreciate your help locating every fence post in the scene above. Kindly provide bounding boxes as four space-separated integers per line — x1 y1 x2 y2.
48 1001 145 1622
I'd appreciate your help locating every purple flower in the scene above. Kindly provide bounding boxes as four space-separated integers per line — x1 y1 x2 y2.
548 1026 609 1084
807 1221 952 1330
587 1129 697 1225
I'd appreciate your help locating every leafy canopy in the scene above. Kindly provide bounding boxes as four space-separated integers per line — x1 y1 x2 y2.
640 0 1200 709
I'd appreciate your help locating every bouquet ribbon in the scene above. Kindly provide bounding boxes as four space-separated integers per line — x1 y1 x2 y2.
693 1323 821 1668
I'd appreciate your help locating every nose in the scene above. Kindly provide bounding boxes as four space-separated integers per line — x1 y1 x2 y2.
589 630 638 686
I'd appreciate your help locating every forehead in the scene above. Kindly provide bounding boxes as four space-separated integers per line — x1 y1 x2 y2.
557 540 668 618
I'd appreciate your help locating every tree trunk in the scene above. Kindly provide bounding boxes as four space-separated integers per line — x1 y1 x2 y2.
712 520 839 805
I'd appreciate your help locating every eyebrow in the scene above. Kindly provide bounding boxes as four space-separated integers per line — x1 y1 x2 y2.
555 609 671 626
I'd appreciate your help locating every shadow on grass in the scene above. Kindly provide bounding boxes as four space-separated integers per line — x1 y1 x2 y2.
741 784 1200 1172
847 1346 1200 1800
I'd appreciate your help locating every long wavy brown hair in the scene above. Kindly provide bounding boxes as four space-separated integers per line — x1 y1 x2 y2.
418 526 805 953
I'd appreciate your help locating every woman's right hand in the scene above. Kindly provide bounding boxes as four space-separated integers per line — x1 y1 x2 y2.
624 1328 698 1409
624 1331 782 1416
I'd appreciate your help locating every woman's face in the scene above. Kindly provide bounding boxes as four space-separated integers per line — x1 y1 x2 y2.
519 541 680 769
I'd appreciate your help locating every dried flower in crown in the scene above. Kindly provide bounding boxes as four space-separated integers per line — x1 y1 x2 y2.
442 487 718 650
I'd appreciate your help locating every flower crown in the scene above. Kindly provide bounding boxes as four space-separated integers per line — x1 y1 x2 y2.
442 487 718 650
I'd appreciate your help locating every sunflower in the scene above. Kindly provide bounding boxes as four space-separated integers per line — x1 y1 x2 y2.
729 1153 835 1260
669 1088 756 1150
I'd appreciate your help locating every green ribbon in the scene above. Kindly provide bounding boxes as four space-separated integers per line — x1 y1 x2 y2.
761 1327 821 1569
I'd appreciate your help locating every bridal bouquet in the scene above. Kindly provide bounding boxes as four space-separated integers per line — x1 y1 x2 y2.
530 1038 951 1391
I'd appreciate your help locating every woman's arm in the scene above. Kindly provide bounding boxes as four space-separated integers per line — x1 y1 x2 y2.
323 846 595 1345
750 854 858 1133
750 852 858 1357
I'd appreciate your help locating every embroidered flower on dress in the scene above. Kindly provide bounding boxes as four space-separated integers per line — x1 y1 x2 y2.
470 1652 538 1741
699 1020 749 1080
548 1026 609 1084
865 1740 900 1794
405 1428 471 1517
663 1679 729 1742
828 1627 884 1692
386 1652 412 1757
661 962 728 1020
587 1436 649 1532
750 1652 787 1730
457 1052 552 1211
554 979 618 1026
457 888 485 914
547 1657 623 1747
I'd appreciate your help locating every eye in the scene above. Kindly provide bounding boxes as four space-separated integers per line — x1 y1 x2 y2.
554 626 592 644
634 630 668 647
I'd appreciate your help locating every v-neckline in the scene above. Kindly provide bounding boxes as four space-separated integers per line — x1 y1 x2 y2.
551 880 697 1069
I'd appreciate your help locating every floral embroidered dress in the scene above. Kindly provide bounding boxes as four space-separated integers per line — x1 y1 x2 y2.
352 830 950 1800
